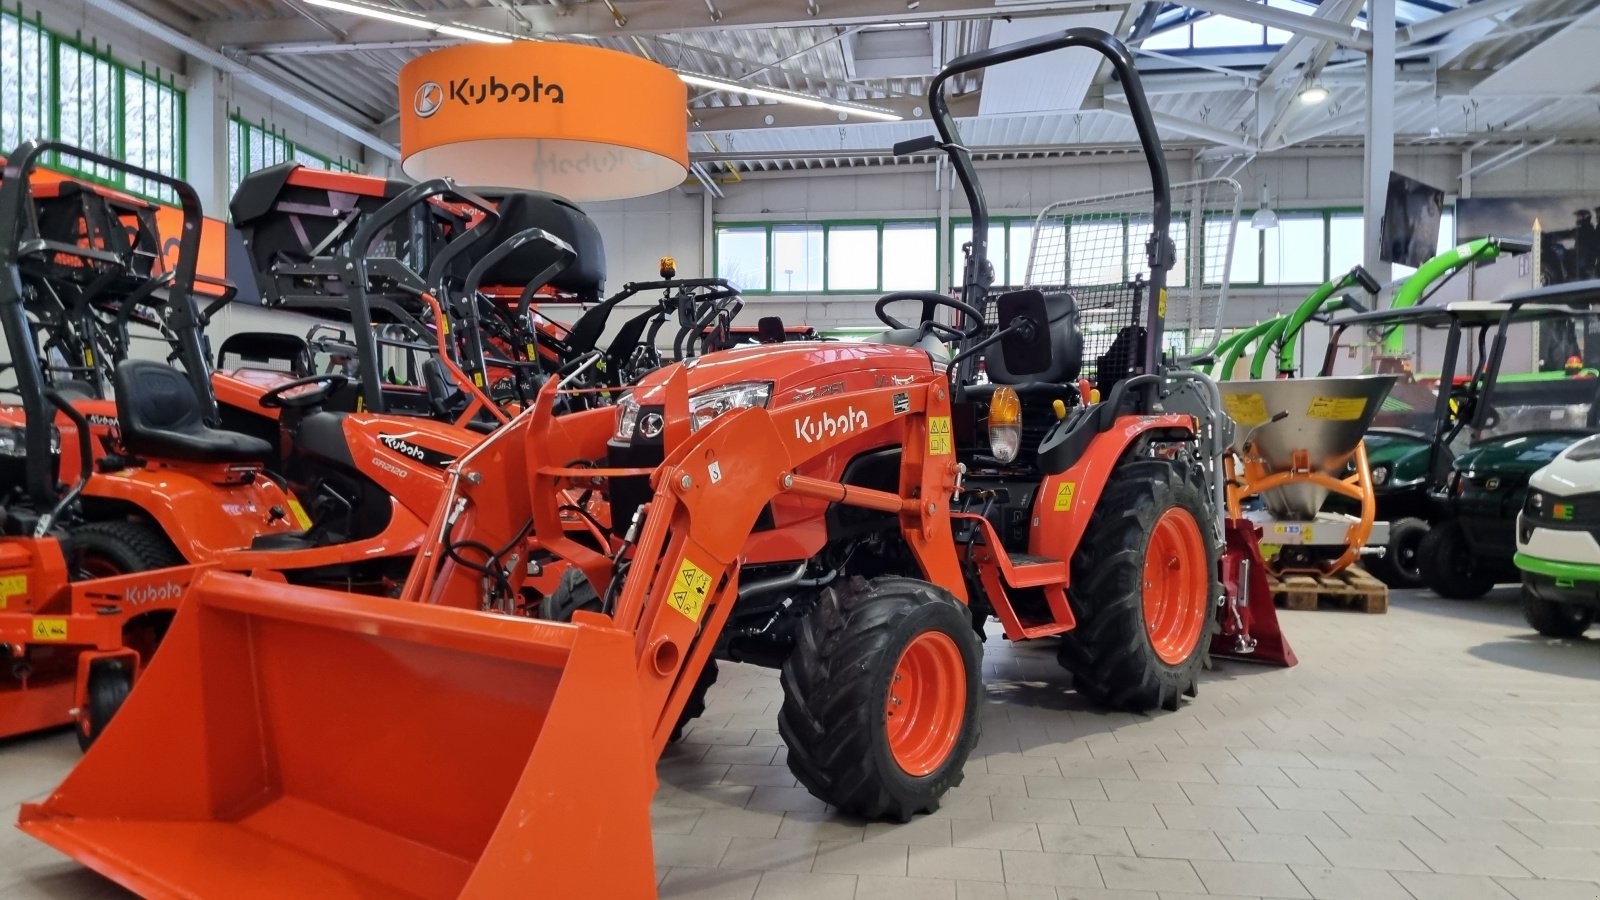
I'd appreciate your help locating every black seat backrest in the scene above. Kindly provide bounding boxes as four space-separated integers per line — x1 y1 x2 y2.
461 191 605 300
114 360 273 463
988 291 1082 385
758 316 786 344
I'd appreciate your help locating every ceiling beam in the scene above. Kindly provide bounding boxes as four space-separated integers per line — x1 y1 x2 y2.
203 0 1120 48
1397 0 1525 46
1257 0 1366 148
686 94 975 131
238 38 455 55
1100 99 1258 150
83 0 399 160
1176 0 1371 50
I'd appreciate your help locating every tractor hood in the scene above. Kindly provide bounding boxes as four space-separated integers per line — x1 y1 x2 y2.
1454 431 1589 478
624 341 938 410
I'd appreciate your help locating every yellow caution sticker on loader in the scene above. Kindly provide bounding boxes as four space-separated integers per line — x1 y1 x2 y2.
1053 482 1076 512
1307 396 1367 421
1222 392 1269 425
0 573 26 610
32 618 68 641
1157 288 1168 319
667 556 713 623
928 416 953 456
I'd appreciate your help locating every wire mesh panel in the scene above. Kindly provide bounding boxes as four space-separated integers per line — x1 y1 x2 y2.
1024 178 1242 379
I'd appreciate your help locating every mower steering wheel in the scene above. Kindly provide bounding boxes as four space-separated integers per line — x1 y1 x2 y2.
875 291 985 342
258 373 350 409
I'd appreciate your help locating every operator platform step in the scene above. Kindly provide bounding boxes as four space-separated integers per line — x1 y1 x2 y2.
1271 566 1388 614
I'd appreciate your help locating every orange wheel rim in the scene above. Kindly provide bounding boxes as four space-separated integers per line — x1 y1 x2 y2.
885 630 966 776
1142 507 1209 666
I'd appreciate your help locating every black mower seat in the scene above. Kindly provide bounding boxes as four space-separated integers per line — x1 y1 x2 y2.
114 360 273 464
462 191 606 301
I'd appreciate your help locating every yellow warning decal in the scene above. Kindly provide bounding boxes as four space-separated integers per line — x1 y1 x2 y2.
1053 481 1077 512
1222 392 1269 425
32 618 68 641
526 343 537 360
928 416 953 456
84 349 95 367
0 573 27 610
286 498 313 530
1307 396 1367 421
1157 288 1168 319
666 556 713 623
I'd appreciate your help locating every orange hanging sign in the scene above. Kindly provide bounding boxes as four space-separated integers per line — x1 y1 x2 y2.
399 42 689 202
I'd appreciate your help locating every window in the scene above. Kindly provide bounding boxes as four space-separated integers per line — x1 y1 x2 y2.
1209 219 1260 285
1264 214 1326 285
772 225 823 292
827 224 878 291
56 41 119 182
1328 213 1365 275
716 227 768 291
122 69 183 201
227 116 357 203
1007 223 1033 285
881 222 937 291
1070 221 1125 285
1 12 50 159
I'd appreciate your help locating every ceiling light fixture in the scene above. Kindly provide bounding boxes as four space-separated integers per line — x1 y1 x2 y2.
677 72 903 122
1298 82 1329 105
303 0 515 43
1251 185 1279 230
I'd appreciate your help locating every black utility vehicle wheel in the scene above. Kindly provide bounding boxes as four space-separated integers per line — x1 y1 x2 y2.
1366 517 1427 589
780 576 982 821
78 659 132 751
1521 589 1594 638
1057 460 1219 712
1417 520 1495 599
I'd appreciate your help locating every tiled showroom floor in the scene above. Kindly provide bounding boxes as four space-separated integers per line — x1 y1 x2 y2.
4 586 1600 899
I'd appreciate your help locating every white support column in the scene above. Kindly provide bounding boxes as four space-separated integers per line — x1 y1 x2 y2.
1460 147 1473 200
1362 0 1395 284
184 60 229 218
936 158 952 291
701 188 715 278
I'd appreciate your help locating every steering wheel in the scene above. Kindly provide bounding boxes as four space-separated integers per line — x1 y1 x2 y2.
875 291 985 342
259 373 350 409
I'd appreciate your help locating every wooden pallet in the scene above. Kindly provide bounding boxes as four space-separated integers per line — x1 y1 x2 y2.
1271 565 1388 614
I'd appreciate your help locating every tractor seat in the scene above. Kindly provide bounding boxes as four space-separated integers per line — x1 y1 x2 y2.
114 360 274 463
987 291 1083 386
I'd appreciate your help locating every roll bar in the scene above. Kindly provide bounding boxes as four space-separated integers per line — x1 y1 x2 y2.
339 178 498 413
0 140 209 507
914 28 1173 377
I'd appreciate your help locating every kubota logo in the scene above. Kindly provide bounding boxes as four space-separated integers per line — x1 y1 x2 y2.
414 81 444 118
381 434 427 461
795 407 868 444
125 581 182 606
85 414 117 428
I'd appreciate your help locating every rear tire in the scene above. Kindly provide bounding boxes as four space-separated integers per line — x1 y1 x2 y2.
779 576 982 821
1366 517 1427 589
67 520 183 579
1417 520 1495 599
1057 460 1219 713
1521 587 1594 638
77 659 132 751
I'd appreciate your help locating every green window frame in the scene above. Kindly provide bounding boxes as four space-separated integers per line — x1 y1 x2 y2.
227 114 359 207
712 219 942 296
2 5 186 203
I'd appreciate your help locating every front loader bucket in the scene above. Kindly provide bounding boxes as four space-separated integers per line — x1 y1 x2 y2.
18 571 658 900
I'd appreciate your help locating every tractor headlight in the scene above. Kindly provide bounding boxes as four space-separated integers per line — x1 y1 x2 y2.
613 393 640 441
688 382 771 432
0 424 58 457
1370 464 1389 487
987 385 1022 464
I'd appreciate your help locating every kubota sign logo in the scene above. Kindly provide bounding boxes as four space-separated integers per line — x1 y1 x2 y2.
795 407 868 444
426 74 566 114
125 581 182 606
414 81 444 118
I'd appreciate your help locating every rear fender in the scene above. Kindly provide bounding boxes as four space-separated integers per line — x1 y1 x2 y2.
1030 413 1198 571
82 470 298 561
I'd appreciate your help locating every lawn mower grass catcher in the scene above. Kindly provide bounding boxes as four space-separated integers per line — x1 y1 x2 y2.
18 29 1285 898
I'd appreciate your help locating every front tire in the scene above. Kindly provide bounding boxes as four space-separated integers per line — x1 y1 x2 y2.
78 659 132 751
1057 460 1219 713
1521 587 1595 637
1417 520 1495 599
1366 517 1427 589
779 576 982 821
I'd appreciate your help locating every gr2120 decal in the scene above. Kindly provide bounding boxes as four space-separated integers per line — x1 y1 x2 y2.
378 434 458 469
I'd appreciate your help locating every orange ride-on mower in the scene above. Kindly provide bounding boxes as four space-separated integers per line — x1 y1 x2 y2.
18 30 1289 897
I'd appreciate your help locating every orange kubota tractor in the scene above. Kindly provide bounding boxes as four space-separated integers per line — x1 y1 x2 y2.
20 30 1287 898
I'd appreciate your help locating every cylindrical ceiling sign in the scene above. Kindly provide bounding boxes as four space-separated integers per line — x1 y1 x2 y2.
399 42 688 202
